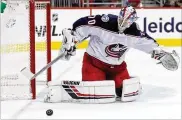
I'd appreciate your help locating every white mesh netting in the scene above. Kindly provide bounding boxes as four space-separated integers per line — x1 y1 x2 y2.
0 0 50 100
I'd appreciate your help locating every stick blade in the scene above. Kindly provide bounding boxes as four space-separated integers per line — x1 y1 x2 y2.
20 67 34 80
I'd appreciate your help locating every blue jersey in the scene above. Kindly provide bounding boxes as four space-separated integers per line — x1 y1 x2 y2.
72 14 158 65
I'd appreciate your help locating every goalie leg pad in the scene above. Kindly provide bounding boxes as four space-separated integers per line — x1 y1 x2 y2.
44 80 116 103
121 76 141 102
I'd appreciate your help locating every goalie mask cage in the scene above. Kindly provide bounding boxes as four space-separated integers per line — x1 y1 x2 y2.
1 0 51 100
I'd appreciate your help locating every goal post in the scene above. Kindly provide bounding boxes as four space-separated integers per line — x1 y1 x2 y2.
30 0 36 99
30 0 52 99
0 0 52 100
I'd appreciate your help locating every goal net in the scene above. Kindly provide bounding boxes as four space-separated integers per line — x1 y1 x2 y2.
0 0 51 100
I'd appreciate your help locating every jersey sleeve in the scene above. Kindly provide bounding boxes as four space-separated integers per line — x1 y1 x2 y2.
124 22 159 53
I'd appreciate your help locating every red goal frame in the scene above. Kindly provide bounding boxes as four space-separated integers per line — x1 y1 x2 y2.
29 0 51 99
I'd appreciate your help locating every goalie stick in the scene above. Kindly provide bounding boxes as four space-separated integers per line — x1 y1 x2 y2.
21 37 81 81
21 52 66 81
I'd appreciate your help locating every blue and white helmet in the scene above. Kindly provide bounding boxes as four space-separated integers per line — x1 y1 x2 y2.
118 6 138 33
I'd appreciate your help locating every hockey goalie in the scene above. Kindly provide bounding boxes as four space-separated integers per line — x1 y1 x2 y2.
44 6 180 103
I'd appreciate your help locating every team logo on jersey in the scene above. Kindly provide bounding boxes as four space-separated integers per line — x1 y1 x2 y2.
105 44 127 58
101 15 109 22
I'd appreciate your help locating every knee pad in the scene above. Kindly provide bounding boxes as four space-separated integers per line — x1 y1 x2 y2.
121 76 142 102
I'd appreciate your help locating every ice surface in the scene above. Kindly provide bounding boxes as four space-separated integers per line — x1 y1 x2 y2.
1 47 181 119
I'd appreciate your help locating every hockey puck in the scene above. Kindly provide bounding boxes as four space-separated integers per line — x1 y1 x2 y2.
46 109 53 116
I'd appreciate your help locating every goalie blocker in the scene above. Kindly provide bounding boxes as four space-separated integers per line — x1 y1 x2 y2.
44 77 141 103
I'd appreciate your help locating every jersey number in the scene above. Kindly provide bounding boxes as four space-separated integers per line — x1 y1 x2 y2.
88 16 96 25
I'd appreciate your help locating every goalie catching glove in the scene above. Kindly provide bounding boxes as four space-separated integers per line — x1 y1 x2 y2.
151 48 180 71
59 28 77 60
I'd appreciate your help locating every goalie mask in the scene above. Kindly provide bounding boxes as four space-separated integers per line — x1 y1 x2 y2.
118 6 138 33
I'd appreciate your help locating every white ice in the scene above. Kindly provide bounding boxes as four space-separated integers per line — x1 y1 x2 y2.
1 47 181 119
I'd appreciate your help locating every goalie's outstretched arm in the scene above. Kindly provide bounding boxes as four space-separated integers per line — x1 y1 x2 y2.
124 23 180 71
